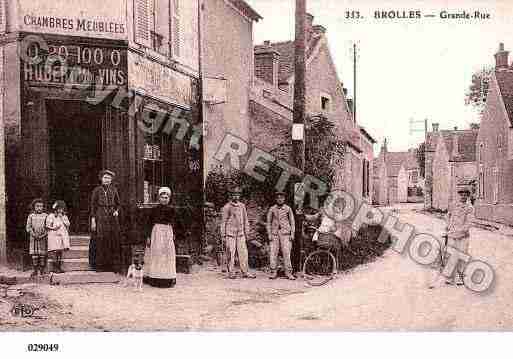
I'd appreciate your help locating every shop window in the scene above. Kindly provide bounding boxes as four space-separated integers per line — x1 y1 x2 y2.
141 108 166 204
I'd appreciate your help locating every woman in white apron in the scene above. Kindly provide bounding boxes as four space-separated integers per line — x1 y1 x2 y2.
144 187 178 288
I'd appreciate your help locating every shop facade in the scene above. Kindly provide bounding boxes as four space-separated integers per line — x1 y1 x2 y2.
1 0 202 265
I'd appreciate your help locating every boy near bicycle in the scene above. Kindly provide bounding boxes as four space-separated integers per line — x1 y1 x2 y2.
266 191 296 280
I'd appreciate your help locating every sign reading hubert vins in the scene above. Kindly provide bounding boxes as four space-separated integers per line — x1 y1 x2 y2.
22 34 127 88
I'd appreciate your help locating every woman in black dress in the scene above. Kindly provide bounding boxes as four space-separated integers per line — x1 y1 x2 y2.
89 169 122 272
144 187 178 288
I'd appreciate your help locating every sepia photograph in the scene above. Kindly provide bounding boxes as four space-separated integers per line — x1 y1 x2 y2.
1 0 513 356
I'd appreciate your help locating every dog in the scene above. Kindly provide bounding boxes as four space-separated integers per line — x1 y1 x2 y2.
123 260 144 291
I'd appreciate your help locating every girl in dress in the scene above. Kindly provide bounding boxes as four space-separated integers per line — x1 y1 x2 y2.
144 187 179 288
46 200 71 273
26 198 48 278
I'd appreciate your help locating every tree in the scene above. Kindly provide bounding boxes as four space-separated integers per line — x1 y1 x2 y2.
465 67 493 117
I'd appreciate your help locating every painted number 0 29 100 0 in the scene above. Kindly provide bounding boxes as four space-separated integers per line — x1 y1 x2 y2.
27 344 59 352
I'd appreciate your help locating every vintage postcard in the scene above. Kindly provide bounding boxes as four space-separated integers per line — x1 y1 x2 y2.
1 0 513 355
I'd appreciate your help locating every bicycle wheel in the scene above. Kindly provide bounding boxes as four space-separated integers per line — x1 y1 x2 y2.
303 250 337 286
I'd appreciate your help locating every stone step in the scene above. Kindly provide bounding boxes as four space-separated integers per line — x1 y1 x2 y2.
61 247 89 260
46 258 90 272
50 271 120 285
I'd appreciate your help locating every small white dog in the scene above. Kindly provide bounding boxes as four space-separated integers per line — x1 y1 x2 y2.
124 260 144 291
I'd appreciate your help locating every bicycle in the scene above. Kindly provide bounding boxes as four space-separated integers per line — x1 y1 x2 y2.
302 232 338 286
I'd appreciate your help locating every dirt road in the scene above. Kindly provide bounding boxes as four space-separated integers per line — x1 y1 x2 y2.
2 204 512 331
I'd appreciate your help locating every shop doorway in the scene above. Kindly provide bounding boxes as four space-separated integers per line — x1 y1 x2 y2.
47 100 103 234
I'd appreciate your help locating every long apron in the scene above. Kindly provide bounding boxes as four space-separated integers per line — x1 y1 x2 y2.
146 224 176 280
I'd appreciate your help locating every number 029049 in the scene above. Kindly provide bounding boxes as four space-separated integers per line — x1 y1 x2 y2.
27 344 59 352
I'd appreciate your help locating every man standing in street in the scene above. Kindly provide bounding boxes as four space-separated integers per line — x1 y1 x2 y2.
267 191 296 280
220 186 256 279
445 185 475 286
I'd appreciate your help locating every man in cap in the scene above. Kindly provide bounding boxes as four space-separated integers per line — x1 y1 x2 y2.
220 186 256 279
266 191 296 280
444 184 475 286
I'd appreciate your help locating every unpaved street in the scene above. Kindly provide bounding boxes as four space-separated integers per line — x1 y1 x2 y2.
2 204 513 331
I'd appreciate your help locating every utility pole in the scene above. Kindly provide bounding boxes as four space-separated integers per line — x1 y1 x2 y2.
291 0 306 273
353 42 357 124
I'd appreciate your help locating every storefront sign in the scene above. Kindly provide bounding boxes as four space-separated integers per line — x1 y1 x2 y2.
22 35 127 87
17 0 127 40
128 52 193 108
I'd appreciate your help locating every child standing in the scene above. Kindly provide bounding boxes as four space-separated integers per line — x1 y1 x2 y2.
26 198 48 278
46 200 71 273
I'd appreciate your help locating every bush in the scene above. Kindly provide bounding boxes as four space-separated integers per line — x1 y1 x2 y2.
337 224 392 271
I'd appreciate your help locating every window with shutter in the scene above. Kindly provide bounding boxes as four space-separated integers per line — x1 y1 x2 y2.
134 0 152 48
171 0 181 59
0 0 6 34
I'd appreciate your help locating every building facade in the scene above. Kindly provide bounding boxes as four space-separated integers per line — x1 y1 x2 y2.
475 43 513 225
250 14 372 203
426 125 478 211
373 140 417 205
1 0 202 266
202 0 261 176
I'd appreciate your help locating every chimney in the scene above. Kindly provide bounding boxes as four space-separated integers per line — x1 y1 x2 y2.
255 42 280 87
305 13 314 41
495 42 509 69
452 133 459 157
382 138 388 153
432 123 439 132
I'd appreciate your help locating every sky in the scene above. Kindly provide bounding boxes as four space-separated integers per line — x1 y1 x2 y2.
245 0 513 152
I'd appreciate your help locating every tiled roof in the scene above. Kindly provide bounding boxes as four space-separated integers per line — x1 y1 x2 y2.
384 152 408 177
228 0 262 21
254 34 322 84
383 151 419 177
495 69 513 126
426 129 478 162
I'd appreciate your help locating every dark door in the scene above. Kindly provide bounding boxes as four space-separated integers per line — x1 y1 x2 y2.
47 100 103 234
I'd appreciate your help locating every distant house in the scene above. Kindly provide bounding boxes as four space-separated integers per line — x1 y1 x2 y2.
373 149 388 205
372 140 419 205
425 125 478 211
475 43 513 225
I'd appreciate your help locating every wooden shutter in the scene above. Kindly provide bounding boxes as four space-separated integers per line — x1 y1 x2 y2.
0 0 6 34
171 0 181 58
134 0 152 47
